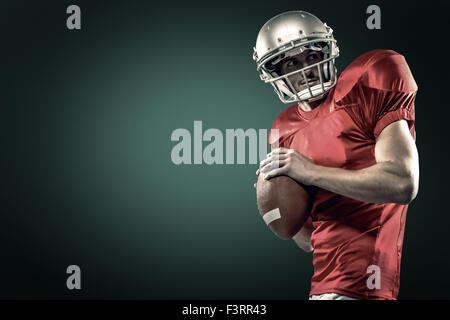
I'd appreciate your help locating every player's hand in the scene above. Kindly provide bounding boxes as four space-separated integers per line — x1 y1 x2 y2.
256 148 317 186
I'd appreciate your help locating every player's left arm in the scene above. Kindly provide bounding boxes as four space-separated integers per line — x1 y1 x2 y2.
258 119 419 204
291 216 314 252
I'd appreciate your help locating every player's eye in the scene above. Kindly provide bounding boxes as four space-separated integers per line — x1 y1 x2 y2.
307 53 319 60
286 60 296 66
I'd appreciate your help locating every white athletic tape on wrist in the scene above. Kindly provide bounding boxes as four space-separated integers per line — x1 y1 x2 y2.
263 208 281 225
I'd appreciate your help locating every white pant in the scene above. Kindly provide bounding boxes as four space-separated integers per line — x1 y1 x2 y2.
309 293 358 300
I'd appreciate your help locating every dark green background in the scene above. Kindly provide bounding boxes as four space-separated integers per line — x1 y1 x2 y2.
2 0 449 299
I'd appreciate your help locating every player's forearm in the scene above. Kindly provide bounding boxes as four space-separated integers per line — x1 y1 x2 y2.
311 161 418 204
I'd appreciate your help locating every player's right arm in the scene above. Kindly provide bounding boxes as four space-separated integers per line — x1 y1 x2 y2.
292 216 313 252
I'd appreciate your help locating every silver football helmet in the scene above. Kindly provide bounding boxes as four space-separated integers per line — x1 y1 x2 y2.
253 11 339 103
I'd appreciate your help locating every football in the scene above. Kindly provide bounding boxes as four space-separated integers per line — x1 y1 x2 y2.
256 175 312 240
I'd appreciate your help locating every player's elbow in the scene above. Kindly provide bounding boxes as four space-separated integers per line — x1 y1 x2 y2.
387 159 419 205
396 175 419 205
291 228 314 252
274 226 299 240
296 242 314 252
292 236 313 252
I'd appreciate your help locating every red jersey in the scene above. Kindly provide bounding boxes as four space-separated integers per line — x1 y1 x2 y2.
270 50 417 300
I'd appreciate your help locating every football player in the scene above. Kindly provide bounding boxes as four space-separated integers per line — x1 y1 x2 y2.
253 11 419 300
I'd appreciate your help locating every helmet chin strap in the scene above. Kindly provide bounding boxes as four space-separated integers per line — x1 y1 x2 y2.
275 78 333 103
297 83 333 100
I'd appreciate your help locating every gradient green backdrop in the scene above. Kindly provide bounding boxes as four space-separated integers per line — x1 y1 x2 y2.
2 0 449 299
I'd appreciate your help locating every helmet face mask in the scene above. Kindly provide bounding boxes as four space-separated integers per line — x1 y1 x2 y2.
253 11 340 104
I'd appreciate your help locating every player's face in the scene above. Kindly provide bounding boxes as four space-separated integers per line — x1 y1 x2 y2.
279 50 324 93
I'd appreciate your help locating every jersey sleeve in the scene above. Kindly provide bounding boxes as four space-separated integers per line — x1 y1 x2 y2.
357 53 418 139
268 104 300 149
343 50 417 139
269 119 287 149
